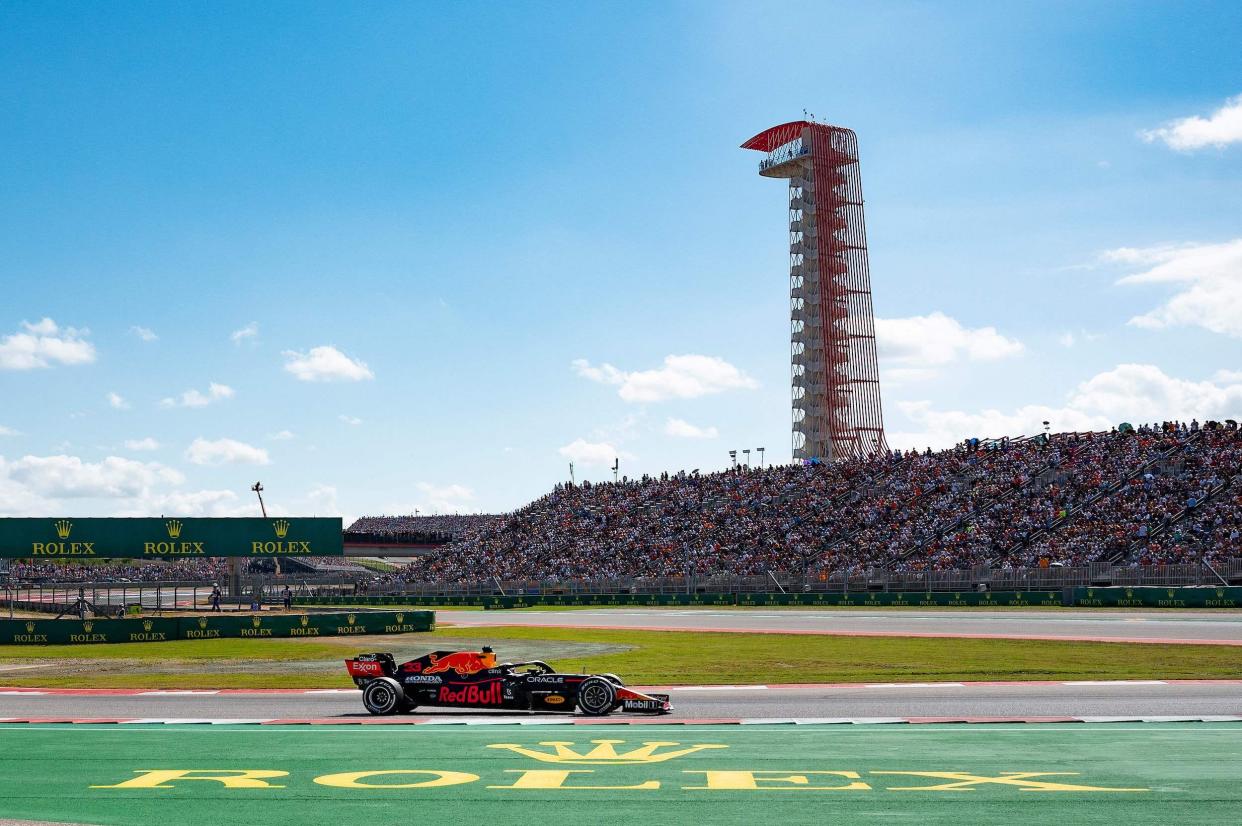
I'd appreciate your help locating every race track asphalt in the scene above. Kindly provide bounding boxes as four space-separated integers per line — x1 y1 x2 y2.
4 680 1241 721
435 607 1242 644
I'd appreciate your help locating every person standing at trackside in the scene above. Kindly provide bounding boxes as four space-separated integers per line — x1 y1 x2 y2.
282 585 291 610
210 584 222 612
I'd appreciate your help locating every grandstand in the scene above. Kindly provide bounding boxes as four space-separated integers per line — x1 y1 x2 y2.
380 421 1239 586
5 423 1235 589
342 514 498 554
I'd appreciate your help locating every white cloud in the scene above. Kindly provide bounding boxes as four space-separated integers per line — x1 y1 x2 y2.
113 489 249 518
875 312 1023 381
558 438 622 466
1058 332 1075 348
304 484 343 517
0 318 96 370
160 382 235 409
270 430 295 441
0 425 20 437
338 415 363 426
184 437 270 466
572 354 757 403
0 454 183 499
129 325 157 342
231 321 259 344
107 391 129 410
283 345 374 382
1141 93 1242 150
664 417 719 439
890 364 1242 449
1104 239 1242 338
412 482 478 513
123 437 160 451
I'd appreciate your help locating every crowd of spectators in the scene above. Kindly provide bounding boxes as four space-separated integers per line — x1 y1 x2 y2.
912 427 1191 570
1025 426 1241 567
6 423 1237 587
1153 487 1242 564
345 514 498 545
392 421 1240 585
5 558 231 583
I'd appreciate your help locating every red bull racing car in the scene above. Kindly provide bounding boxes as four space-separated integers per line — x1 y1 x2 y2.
345 647 671 716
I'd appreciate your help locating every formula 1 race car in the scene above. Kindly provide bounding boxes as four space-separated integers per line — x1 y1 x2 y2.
345 647 671 716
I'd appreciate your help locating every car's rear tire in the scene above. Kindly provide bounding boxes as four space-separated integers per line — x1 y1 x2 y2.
362 677 404 715
576 676 617 716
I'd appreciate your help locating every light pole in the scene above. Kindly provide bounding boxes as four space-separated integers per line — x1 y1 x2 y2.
251 482 267 518
729 450 737 469
743 449 751 468
757 447 766 468
568 462 575 485
240 481 271 597
612 457 619 484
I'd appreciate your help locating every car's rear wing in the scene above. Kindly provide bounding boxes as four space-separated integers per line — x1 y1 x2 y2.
345 652 396 680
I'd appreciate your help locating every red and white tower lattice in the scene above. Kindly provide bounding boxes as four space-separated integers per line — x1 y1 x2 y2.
742 120 888 462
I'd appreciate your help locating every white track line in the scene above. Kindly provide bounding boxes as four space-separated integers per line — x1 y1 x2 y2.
864 683 967 689
1062 680 1167 686
667 685 768 692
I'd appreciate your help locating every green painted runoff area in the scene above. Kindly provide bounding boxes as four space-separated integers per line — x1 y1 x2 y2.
0 723 1237 825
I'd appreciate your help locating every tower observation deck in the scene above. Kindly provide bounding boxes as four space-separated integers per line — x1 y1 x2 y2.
742 120 888 462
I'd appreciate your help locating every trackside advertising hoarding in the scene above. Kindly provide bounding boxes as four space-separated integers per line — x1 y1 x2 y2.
0 610 434 645
0 517 343 558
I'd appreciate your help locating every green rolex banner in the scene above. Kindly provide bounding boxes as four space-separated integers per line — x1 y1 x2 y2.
0 517 344 558
0 610 433 645
1073 586 1241 608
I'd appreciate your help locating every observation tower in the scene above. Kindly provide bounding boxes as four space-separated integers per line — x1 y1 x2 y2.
742 120 888 462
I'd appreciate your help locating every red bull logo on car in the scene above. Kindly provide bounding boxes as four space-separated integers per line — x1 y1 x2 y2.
424 651 492 676
437 681 502 705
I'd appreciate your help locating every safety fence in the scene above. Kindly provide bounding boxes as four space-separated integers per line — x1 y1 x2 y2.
295 586 1242 610
0 609 434 645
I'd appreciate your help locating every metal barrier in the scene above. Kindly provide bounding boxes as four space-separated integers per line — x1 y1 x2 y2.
288 560 1242 598
294 587 1242 610
6 560 1240 605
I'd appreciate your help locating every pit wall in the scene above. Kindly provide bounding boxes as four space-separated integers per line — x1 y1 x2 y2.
0 610 434 645
294 587 1242 610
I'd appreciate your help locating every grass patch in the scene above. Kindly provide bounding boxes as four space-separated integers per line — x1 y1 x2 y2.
0 626 1238 688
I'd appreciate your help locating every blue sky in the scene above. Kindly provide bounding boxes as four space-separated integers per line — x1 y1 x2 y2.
2 1 1240 520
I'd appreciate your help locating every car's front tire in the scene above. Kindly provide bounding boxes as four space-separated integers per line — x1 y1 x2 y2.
362 677 404 715
576 676 617 716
